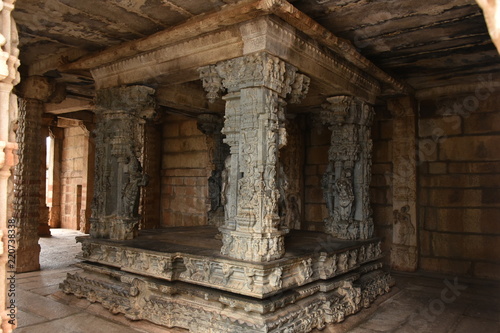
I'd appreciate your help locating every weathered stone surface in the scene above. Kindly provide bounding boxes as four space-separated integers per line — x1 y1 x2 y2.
90 85 155 240
61 258 392 333
439 135 500 161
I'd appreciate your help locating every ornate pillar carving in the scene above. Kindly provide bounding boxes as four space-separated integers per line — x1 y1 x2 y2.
197 113 229 228
91 85 156 240
199 52 309 262
14 76 56 272
387 97 418 271
0 0 19 329
319 96 374 240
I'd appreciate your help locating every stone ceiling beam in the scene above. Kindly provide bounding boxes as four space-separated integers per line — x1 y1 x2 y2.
60 0 408 98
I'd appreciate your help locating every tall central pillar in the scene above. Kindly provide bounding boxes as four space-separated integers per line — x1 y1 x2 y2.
90 86 156 240
200 52 309 262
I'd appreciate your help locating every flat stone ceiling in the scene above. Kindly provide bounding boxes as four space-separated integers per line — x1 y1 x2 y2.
13 0 499 95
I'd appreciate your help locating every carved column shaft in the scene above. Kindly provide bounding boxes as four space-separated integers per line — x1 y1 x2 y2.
91 86 156 240
14 98 44 272
0 1 20 329
14 76 57 272
320 96 374 240
388 97 418 271
200 52 309 261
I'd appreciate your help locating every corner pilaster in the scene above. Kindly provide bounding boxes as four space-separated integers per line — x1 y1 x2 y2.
387 96 418 271
91 85 156 240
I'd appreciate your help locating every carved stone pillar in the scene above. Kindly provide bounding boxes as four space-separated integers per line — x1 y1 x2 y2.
387 97 418 271
197 113 229 228
0 1 20 329
14 76 56 272
90 86 156 240
200 52 309 262
319 96 375 240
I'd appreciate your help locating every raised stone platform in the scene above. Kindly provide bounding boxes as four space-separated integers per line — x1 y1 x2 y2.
62 259 391 332
74 226 384 298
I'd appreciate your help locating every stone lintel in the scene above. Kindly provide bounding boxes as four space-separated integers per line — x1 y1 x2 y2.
62 0 406 97
76 230 383 299
86 11 396 103
45 97 93 115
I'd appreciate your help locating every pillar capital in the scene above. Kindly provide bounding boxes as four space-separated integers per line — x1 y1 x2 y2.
17 75 57 102
320 95 374 126
199 52 309 103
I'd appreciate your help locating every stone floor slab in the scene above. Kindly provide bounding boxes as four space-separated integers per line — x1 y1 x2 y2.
450 316 500 333
17 288 80 320
14 313 145 333
16 309 46 328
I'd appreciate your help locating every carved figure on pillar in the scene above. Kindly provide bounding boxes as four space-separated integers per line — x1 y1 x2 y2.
200 52 309 262
319 96 375 240
122 152 149 218
334 167 355 222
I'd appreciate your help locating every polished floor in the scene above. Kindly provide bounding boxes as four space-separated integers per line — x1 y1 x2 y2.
14 229 500 333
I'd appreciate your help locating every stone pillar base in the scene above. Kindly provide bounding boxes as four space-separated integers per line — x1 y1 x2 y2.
61 261 393 333
16 245 41 273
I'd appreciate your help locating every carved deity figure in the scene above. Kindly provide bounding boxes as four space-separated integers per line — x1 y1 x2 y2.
208 169 222 211
334 168 354 221
122 154 148 218
269 267 283 288
285 194 300 230
321 163 335 217
393 205 414 246
221 156 231 220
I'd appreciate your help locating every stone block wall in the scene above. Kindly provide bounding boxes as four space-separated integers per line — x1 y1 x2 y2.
418 92 500 280
303 124 329 232
60 126 89 230
161 115 210 227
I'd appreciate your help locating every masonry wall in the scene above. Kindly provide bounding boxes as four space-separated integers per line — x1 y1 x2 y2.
418 92 500 280
60 126 89 230
161 115 210 227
